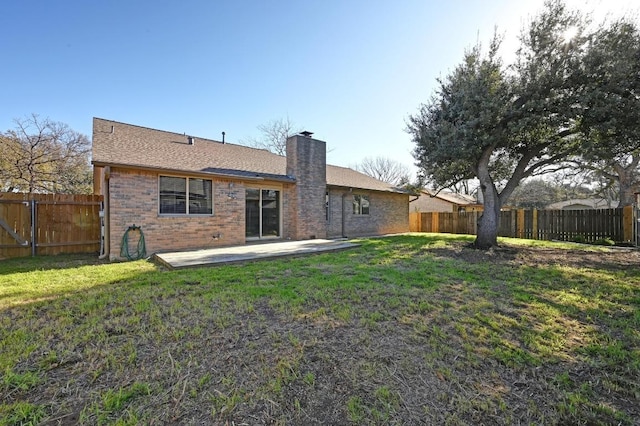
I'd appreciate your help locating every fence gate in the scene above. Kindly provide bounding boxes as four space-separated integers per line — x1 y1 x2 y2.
0 198 32 258
0 193 103 260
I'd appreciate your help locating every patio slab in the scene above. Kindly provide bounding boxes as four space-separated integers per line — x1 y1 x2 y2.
153 238 359 269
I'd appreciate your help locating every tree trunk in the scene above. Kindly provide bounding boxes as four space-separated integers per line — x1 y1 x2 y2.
618 177 636 207
474 152 501 249
613 157 640 207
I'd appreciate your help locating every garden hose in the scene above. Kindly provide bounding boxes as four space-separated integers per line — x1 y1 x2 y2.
120 225 147 260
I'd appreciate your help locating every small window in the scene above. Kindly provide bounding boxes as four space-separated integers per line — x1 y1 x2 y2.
353 194 370 215
159 176 213 215
326 191 330 221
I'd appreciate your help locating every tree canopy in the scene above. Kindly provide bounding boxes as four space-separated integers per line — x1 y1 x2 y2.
0 115 92 193
576 18 640 206
408 1 588 249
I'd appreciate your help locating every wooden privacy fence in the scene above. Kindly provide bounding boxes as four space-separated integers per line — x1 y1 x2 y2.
410 206 636 244
0 192 103 259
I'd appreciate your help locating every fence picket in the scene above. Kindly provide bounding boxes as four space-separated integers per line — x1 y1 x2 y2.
409 207 629 244
0 192 103 259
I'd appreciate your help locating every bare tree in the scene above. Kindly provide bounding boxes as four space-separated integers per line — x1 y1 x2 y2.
0 114 92 193
245 117 302 156
355 156 411 186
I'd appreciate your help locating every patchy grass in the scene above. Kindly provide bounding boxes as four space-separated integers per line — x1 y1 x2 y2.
1 234 639 424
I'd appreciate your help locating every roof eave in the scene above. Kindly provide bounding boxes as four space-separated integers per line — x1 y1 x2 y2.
91 161 296 183
327 183 409 194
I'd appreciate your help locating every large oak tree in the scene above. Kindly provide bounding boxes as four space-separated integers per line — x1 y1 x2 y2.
408 1 586 249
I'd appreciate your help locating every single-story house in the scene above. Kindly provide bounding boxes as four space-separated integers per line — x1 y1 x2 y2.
546 198 617 210
410 189 483 213
92 118 409 260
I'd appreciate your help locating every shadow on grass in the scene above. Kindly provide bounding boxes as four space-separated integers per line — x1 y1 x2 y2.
0 253 109 274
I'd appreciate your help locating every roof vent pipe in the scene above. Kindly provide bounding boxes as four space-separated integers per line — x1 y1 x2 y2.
187 136 195 145
111 125 114 134
222 131 225 144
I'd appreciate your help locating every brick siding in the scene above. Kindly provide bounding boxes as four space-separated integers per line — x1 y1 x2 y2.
108 168 246 260
105 169 408 259
286 135 328 240
326 188 409 238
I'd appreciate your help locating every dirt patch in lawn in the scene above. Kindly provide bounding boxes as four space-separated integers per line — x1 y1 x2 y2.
433 240 640 270
2 239 639 425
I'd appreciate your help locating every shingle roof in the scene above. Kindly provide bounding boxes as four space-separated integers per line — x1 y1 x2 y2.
326 164 403 192
92 118 405 193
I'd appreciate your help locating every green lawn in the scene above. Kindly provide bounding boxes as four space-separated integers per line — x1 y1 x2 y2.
1 234 638 425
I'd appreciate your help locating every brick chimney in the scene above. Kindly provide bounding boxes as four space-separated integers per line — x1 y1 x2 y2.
286 132 327 240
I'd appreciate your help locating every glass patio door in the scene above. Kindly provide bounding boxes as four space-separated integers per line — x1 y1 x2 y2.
245 188 280 239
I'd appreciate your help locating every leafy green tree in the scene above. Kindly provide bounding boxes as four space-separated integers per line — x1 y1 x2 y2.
0 115 92 193
508 175 599 209
577 19 640 206
408 1 585 249
509 179 561 209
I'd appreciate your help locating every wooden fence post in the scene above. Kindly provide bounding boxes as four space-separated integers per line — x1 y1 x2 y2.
623 205 633 242
453 212 459 234
532 209 538 240
516 209 525 239
433 213 439 233
31 199 36 256
409 212 418 232
472 210 478 235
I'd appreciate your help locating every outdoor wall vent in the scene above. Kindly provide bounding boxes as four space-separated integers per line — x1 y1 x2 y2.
187 136 195 145
300 130 314 137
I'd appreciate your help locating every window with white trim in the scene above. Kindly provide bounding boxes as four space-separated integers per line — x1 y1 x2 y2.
159 176 213 215
352 194 370 215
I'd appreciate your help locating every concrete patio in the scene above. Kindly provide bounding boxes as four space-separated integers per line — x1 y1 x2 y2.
153 238 360 269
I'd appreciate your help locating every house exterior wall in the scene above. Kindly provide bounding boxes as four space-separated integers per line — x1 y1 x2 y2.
326 189 344 237
105 167 408 259
107 168 246 260
410 195 456 212
282 183 297 241
286 135 328 240
326 188 409 238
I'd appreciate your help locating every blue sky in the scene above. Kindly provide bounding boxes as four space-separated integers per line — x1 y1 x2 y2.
1 0 637 176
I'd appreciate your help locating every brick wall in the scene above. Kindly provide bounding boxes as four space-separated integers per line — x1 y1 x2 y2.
286 135 328 240
282 183 296 241
326 188 409 238
326 188 344 237
108 168 246 260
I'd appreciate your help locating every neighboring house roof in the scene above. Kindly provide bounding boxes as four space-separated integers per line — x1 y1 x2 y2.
92 118 404 193
546 198 617 210
422 189 480 206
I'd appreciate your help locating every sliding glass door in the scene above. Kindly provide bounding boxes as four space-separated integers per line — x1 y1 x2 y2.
245 188 280 239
